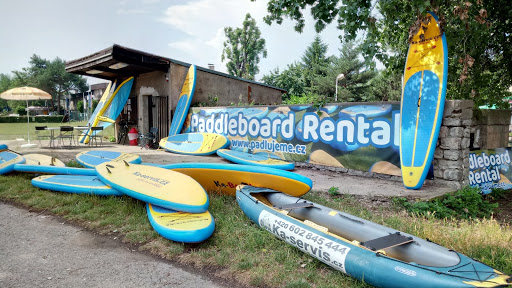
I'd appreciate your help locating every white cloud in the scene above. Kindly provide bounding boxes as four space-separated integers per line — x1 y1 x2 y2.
160 0 270 74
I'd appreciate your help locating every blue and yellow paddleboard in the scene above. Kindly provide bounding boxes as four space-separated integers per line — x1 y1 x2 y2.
159 133 229 155
147 203 215 243
216 149 295 170
400 12 448 189
32 175 122 196
80 77 134 143
76 150 142 168
169 65 196 136
23 154 65 167
96 161 209 213
0 149 25 175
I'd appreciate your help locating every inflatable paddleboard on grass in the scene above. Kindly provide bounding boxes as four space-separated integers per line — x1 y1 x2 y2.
23 154 65 167
237 185 512 288
155 162 311 196
400 12 448 189
76 150 142 168
216 149 294 170
32 175 122 196
96 161 209 213
14 164 96 176
147 203 215 243
159 133 229 155
169 65 196 136
0 150 25 175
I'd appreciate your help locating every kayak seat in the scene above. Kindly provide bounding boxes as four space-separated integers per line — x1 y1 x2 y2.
361 232 413 251
273 201 314 210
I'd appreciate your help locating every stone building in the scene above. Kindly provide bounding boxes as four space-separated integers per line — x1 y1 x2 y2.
65 44 285 139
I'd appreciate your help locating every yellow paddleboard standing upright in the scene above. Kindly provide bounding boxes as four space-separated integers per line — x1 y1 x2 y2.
80 77 134 144
400 12 448 189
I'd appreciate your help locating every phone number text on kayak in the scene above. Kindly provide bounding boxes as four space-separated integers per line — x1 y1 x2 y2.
259 210 350 273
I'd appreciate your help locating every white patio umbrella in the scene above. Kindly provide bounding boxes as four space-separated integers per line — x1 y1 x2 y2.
0 87 52 148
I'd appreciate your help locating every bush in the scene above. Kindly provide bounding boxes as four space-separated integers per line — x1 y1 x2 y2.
0 115 63 123
393 186 499 220
15 105 26 115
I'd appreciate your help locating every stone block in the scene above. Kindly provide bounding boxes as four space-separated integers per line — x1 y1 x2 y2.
461 137 471 149
464 127 471 138
437 159 463 169
439 126 449 138
461 108 473 120
462 119 472 126
443 169 463 181
434 168 444 178
434 148 443 159
444 150 460 160
442 117 461 127
449 127 464 137
440 137 462 150
443 101 456 118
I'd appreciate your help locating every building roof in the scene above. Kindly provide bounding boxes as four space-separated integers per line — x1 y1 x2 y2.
65 44 286 93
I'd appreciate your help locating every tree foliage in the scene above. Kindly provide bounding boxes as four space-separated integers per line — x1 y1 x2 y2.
221 13 267 80
0 55 88 113
310 42 377 102
301 35 330 89
254 0 512 107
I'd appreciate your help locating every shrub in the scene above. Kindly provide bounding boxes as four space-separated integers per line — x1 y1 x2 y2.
393 186 499 220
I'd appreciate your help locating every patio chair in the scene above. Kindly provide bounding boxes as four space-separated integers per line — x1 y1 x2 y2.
89 126 104 146
58 126 75 148
35 126 50 147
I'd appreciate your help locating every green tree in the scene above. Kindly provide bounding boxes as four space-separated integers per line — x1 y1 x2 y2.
255 0 512 107
0 74 12 110
261 62 306 100
310 42 376 102
302 35 330 89
221 13 267 80
18 55 88 113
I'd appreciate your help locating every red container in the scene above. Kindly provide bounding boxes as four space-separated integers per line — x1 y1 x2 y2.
128 127 138 146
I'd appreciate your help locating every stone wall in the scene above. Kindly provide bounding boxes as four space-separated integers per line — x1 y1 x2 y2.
472 109 511 150
433 100 474 189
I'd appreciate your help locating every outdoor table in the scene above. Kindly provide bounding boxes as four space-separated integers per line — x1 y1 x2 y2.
44 127 60 148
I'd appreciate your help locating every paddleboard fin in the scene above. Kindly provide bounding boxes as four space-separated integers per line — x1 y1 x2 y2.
123 160 130 166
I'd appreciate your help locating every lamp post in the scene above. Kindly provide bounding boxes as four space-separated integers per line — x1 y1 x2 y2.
335 73 345 102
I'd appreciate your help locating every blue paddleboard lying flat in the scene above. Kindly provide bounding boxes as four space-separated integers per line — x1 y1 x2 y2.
76 150 142 168
147 203 215 243
216 149 294 170
32 175 122 196
0 150 25 175
14 164 96 176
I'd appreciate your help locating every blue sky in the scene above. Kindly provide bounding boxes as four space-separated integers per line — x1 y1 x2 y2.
0 0 345 85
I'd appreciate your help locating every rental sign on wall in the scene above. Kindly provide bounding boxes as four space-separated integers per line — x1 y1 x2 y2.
183 104 402 176
469 148 512 194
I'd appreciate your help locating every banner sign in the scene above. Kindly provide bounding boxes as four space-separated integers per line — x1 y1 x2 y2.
183 103 402 176
469 148 512 194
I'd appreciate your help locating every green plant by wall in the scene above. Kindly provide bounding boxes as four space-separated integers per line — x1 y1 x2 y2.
393 186 499 220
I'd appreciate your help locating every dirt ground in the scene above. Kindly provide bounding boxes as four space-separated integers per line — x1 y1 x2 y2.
492 191 512 225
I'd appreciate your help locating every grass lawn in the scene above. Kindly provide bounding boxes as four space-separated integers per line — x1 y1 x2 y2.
0 172 510 288
0 121 115 141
